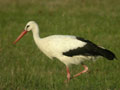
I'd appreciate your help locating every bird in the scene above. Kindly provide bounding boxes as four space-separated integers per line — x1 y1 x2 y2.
13 21 116 82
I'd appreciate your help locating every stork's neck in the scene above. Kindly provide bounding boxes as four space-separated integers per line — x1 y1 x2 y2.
32 26 41 45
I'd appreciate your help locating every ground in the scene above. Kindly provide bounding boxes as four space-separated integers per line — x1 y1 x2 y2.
0 0 120 90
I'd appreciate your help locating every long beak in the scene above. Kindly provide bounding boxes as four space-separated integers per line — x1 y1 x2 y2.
13 30 28 44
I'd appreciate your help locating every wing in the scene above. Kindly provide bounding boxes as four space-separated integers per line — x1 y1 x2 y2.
63 37 116 60
41 35 116 60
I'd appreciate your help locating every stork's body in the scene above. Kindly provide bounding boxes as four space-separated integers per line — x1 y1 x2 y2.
14 21 116 82
34 35 89 65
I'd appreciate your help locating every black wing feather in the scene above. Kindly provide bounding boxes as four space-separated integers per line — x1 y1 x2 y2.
63 37 116 60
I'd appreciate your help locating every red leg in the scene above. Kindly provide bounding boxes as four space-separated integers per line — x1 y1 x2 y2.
73 64 88 78
66 66 71 82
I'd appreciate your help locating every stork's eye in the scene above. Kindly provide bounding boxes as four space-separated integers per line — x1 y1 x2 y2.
26 25 30 28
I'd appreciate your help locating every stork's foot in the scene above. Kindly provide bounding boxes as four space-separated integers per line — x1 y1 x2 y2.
65 65 88 83
65 75 73 82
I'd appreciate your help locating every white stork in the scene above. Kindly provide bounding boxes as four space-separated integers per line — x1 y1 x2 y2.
13 21 116 82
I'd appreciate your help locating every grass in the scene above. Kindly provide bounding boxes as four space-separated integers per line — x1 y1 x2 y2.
0 0 120 89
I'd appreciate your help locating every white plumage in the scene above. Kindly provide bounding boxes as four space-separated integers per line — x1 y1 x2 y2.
34 35 87 65
14 21 116 82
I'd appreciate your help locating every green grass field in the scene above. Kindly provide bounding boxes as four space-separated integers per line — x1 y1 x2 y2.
0 0 120 89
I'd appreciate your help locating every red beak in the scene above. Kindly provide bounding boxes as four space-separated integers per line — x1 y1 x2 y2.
13 30 28 44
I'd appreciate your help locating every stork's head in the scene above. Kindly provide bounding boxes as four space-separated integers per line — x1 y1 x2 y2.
13 21 38 44
25 21 37 32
